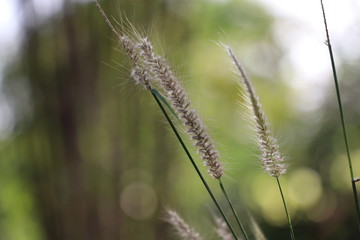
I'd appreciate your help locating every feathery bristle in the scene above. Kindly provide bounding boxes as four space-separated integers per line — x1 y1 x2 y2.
227 47 286 178
95 1 152 89
138 37 224 179
166 209 204 240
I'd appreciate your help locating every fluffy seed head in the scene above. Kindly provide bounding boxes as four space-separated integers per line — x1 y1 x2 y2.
165 209 204 240
227 47 286 177
139 38 224 179
96 1 223 177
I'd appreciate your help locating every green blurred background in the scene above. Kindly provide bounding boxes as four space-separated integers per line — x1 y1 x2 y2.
1 0 360 239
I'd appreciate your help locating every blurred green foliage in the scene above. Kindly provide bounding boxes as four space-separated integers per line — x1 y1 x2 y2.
1 0 360 239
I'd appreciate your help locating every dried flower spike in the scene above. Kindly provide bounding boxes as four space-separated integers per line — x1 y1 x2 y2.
227 47 286 177
166 209 204 240
138 37 224 179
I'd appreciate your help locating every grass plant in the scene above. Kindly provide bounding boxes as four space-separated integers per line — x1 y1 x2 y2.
95 2 245 239
94 0 358 238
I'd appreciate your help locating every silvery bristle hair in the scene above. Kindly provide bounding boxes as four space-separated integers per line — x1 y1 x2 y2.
138 37 224 179
95 1 151 88
227 47 286 178
166 209 204 240
214 217 238 240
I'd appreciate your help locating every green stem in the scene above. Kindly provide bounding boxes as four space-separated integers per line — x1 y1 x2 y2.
276 177 295 240
320 0 360 227
219 179 249 240
150 89 239 240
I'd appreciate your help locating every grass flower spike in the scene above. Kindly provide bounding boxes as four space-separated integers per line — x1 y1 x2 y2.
166 209 204 240
227 47 286 177
227 46 294 239
138 38 224 179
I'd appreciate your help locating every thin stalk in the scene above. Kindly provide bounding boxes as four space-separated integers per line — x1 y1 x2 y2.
150 89 239 240
319 0 360 226
219 179 249 240
276 177 295 240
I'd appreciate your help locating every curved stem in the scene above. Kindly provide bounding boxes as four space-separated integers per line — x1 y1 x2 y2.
320 0 360 227
219 179 249 240
150 89 239 240
276 177 295 240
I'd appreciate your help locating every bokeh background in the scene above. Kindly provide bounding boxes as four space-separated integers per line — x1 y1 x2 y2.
1 0 360 239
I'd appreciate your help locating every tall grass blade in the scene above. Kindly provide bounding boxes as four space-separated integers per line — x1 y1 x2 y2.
319 0 360 228
151 81 250 239
150 88 239 240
